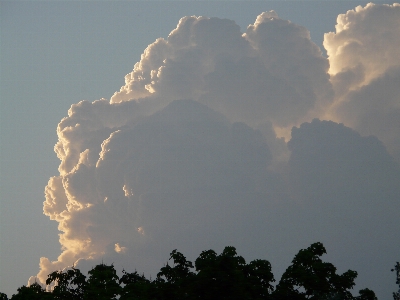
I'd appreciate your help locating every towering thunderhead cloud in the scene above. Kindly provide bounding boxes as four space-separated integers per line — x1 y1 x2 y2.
34 6 400 299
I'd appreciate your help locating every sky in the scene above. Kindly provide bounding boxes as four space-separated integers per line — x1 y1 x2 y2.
1 1 399 298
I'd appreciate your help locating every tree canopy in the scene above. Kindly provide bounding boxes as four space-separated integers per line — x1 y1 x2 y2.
3 243 379 300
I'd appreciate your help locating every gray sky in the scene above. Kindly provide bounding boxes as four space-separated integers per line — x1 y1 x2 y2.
1 1 399 298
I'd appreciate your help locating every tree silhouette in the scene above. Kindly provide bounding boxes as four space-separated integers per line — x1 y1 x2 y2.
355 288 378 300
155 249 196 299
84 263 121 300
393 262 400 300
193 246 274 300
45 266 86 300
10 282 50 300
119 269 152 300
4 243 378 300
272 242 371 300
0 293 8 300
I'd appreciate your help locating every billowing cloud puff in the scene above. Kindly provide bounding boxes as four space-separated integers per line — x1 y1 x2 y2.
325 3 400 87
111 12 332 129
243 12 333 123
324 3 400 161
35 8 400 299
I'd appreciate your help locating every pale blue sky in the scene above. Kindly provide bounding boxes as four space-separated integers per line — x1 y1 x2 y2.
0 0 394 298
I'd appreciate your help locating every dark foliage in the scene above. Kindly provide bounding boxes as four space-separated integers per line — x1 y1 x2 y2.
8 283 50 300
273 242 357 300
4 243 378 300
0 293 9 300
45 266 86 300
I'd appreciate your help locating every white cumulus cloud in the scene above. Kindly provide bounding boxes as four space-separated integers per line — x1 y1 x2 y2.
111 12 332 131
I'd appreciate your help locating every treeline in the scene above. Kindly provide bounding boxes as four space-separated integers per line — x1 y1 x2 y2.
0 242 384 300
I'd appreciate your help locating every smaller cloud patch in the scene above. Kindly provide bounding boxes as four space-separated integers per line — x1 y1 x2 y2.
115 243 127 254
